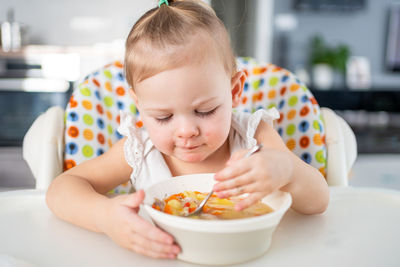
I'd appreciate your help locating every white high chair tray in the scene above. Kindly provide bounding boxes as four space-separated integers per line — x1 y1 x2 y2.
0 187 399 267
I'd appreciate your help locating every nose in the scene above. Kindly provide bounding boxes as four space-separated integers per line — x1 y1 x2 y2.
176 117 199 139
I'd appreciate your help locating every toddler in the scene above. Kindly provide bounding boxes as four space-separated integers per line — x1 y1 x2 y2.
46 0 329 260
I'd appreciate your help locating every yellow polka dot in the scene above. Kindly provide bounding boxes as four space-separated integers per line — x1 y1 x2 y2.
286 139 296 151
267 89 276 99
106 110 113 120
105 81 112 92
313 133 323 146
287 109 296 120
83 129 94 141
82 100 92 110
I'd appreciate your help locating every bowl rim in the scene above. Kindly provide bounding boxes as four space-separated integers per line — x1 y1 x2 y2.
143 191 292 233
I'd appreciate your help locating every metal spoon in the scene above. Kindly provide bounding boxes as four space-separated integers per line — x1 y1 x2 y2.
185 143 263 217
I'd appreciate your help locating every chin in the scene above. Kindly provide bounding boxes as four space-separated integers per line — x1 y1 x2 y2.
179 153 208 163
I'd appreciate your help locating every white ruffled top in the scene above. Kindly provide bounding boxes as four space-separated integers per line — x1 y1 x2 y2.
117 108 279 191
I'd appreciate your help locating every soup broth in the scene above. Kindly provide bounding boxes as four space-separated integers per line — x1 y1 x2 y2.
152 191 274 220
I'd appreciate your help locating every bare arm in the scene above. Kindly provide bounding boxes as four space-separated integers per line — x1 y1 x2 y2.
46 137 132 232
255 121 330 214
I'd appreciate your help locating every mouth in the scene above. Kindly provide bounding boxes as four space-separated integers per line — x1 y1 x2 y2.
178 145 202 151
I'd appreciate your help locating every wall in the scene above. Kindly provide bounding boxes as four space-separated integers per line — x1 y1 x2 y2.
273 0 400 88
0 0 155 45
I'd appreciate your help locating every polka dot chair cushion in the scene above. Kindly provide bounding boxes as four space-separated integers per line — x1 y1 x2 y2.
64 58 327 195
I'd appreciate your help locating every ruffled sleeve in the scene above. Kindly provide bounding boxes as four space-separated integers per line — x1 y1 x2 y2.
245 108 280 148
117 111 144 186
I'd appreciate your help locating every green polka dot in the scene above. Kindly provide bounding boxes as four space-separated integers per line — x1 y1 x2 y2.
104 96 114 107
269 76 279 87
103 70 112 79
82 145 93 158
301 85 308 92
107 124 113 135
80 87 91 97
267 103 276 109
252 80 262 90
83 114 94 125
313 120 320 130
288 96 298 107
130 104 137 114
315 150 326 164
286 124 296 136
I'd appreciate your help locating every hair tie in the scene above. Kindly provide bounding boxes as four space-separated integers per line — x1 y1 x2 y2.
158 0 169 7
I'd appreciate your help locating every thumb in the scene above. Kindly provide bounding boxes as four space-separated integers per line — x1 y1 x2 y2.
121 190 145 209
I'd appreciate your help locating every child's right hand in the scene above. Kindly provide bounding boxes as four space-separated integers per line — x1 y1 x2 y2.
99 190 181 259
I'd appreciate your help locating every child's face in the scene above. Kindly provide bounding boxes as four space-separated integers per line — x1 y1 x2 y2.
133 58 242 163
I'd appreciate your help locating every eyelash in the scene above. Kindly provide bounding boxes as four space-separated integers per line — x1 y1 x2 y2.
155 107 218 124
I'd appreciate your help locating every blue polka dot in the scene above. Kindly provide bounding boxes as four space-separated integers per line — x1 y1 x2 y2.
67 112 78 122
97 118 105 129
256 105 263 110
301 95 309 103
244 109 251 113
281 75 289 82
301 152 312 164
244 82 249 91
117 72 124 81
115 131 123 140
278 99 285 109
95 90 101 100
299 120 310 133
83 75 90 80
117 101 124 110
93 71 99 76
258 79 265 87
277 127 283 136
295 78 301 83
97 148 104 156
65 142 78 155
319 122 324 132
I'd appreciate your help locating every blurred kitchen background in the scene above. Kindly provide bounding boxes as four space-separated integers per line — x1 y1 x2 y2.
0 0 399 190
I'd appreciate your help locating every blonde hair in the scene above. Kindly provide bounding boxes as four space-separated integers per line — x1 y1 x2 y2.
124 0 237 89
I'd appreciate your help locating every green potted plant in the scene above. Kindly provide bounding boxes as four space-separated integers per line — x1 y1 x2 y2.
309 35 350 89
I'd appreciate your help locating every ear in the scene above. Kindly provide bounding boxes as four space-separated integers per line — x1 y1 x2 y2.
231 70 246 108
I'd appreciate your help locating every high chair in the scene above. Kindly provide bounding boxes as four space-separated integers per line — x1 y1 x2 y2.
23 58 357 191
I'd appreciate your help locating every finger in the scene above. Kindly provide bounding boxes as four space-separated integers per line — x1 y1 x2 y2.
214 160 251 181
213 172 255 192
216 181 259 198
131 242 178 259
235 192 265 211
227 149 249 164
130 214 175 244
131 232 181 255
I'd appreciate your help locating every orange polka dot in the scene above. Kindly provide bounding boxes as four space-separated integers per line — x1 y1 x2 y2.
241 96 248 104
105 81 112 92
108 138 113 148
277 112 284 124
313 133 323 146
69 95 78 108
286 139 296 151
310 97 318 105
272 66 282 72
83 79 89 85
83 129 94 141
67 126 79 138
64 159 76 171
280 86 287 96
319 167 326 178
92 78 100 87
252 93 258 102
116 86 125 96
136 121 143 128
106 110 113 120
96 104 104 114
267 89 276 99
82 100 92 110
299 136 310 148
257 91 264 101
97 133 105 144
290 83 300 92
243 69 249 78
116 114 121 124
300 106 310 116
287 109 297 120
252 67 267 75
114 61 123 68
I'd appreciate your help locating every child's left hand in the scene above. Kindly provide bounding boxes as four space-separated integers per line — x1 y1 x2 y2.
213 147 294 211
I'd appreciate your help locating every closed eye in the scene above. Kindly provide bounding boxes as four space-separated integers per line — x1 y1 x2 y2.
195 107 218 118
155 115 172 124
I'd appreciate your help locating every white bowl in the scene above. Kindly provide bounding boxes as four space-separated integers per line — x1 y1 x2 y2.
143 173 292 265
